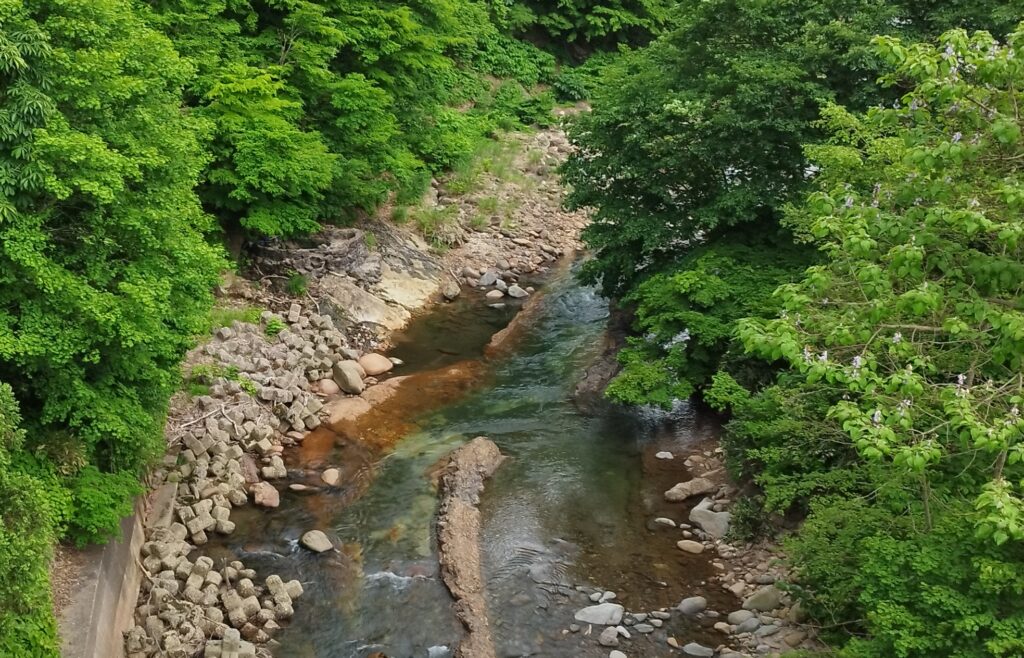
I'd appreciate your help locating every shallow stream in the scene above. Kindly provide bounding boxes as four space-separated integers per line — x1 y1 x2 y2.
209 265 725 657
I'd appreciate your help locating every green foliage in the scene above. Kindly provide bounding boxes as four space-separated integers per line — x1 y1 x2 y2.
286 272 309 297
605 232 812 407
789 497 1024 657
741 27 1024 542
66 466 142 547
564 0 1019 297
551 50 622 101
0 0 224 483
499 0 671 46
209 306 262 331
0 384 62 657
264 316 287 337
731 26 1024 655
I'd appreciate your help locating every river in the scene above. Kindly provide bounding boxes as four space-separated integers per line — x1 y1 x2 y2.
207 264 725 657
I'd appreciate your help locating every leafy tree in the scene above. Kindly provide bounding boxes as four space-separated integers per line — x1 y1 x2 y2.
0 0 223 482
738 26 1024 656
563 0 1021 298
605 230 813 406
496 0 670 47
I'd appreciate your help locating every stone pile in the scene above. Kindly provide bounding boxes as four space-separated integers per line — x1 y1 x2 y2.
125 526 302 658
127 303 366 657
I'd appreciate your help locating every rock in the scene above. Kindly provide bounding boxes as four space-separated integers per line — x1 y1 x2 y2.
441 278 461 301
634 623 654 633
485 289 504 300
689 497 731 538
574 603 624 626
676 596 707 615
300 530 333 553
251 482 279 508
667 637 680 648
358 353 393 376
682 642 714 657
321 468 341 486
479 270 499 286
655 451 674 459
332 360 365 394
317 379 341 396
507 285 529 298
784 630 808 646
727 609 755 625
676 540 705 554
736 617 761 633
665 477 717 502
653 517 677 527
742 585 783 612
609 652 627 658
598 626 619 647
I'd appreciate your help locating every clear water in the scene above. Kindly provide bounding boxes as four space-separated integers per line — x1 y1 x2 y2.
211 266 724 658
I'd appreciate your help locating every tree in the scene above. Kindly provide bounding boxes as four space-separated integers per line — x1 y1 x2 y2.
739 26 1024 656
0 0 223 476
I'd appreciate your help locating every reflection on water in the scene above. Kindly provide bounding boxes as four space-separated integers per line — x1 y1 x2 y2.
212 265 721 657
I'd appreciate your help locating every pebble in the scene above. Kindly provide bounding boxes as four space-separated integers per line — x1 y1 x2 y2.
609 652 626 658
653 517 677 527
485 289 504 300
655 451 674 459
321 468 341 486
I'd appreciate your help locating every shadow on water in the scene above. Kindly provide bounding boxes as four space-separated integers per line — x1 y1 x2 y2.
208 264 726 658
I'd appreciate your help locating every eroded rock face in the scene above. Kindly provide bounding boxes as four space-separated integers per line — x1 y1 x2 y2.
436 437 505 658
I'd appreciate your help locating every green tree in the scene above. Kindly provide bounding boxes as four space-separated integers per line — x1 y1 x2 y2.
739 26 1024 656
0 0 223 478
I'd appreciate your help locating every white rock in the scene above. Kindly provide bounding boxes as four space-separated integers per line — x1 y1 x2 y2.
655 451 674 460
574 603 624 626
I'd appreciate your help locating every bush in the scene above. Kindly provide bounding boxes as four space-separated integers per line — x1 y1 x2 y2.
66 467 142 547
0 384 62 657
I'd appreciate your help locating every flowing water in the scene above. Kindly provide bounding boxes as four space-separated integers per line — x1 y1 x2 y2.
209 265 725 658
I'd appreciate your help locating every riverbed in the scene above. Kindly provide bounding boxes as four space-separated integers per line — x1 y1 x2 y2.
207 265 725 657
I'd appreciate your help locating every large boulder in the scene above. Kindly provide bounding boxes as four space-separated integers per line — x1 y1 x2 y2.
688 497 731 538
664 477 716 502
358 352 393 376
332 360 365 394
574 603 624 626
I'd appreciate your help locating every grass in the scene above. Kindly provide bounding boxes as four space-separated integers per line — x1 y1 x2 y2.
391 206 410 223
286 272 308 296
477 195 499 214
208 305 261 331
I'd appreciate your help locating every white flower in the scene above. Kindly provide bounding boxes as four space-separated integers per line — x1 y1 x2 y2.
892 332 903 344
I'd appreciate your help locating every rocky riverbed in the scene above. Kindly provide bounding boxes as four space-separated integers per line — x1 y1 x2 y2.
121 126 587 658
554 441 820 658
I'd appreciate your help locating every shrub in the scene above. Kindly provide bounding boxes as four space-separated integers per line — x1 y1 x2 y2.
66 466 142 547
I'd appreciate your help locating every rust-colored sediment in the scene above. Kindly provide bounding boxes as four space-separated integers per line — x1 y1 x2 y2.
436 437 504 658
